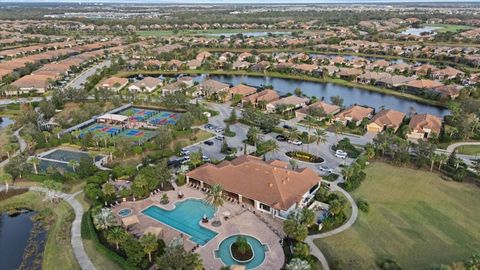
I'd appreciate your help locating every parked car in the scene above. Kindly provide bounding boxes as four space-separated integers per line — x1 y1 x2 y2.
204 140 214 146
288 139 302 145
283 124 293 130
318 165 333 174
202 155 210 162
215 135 225 141
335 150 348 159
181 149 190 156
260 127 271 134
205 124 213 129
215 127 224 133
276 135 287 141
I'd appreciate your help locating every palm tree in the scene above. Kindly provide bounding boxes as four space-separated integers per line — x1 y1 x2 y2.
140 233 158 262
42 131 52 144
0 173 13 193
204 184 225 225
4 143 17 159
313 128 327 155
29 157 40 174
53 127 62 139
341 166 355 181
332 121 343 144
247 126 261 147
93 208 116 231
68 159 79 172
437 154 448 171
106 227 127 250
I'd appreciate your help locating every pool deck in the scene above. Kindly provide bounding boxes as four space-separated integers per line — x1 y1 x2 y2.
112 185 285 270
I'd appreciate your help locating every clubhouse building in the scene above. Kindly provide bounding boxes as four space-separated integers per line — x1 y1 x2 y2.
186 155 321 219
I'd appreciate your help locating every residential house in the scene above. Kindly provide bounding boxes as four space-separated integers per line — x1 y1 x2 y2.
295 101 340 120
266 95 309 113
433 84 462 100
228 84 257 100
336 68 363 80
195 79 230 98
186 155 321 219
432 67 465 80
407 114 442 140
96 77 128 91
334 105 374 126
405 79 444 92
375 75 414 88
187 59 202 70
128 77 163 93
10 74 55 94
366 109 405 133
242 89 280 108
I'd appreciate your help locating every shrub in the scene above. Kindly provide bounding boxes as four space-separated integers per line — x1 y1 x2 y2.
357 199 370 213
176 174 186 186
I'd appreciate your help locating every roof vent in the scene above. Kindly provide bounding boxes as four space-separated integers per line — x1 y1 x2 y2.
269 183 273 188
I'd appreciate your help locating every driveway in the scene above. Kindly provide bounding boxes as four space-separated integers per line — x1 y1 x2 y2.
66 60 112 90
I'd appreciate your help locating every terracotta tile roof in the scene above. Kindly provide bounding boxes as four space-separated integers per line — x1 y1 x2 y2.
131 77 163 89
186 155 321 211
369 109 405 129
97 77 128 88
196 79 230 93
229 84 257 96
269 95 309 107
11 74 55 89
336 105 374 122
409 114 442 135
406 79 444 89
242 89 279 104
296 101 340 116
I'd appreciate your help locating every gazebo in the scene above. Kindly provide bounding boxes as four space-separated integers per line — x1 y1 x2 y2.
121 215 139 228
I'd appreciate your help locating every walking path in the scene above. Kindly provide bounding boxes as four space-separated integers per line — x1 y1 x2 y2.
0 127 26 168
445 141 480 154
0 185 96 270
305 180 359 270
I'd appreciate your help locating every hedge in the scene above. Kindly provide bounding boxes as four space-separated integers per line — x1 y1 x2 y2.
81 210 139 270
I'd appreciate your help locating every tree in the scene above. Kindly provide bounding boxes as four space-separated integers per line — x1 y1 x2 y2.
313 128 327 155
92 208 116 231
28 157 40 174
294 87 303 97
227 109 237 123
106 227 128 250
286 258 311 270
102 182 116 200
283 218 308 242
246 126 261 146
41 179 62 202
140 233 158 262
329 198 347 216
68 159 80 172
4 143 18 159
204 184 224 225
330 95 344 107
189 151 203 168
42 131 52 144
292 242 310 259
234 236 250 255
156 245 203 270
176 112 194 131
0 173 13 193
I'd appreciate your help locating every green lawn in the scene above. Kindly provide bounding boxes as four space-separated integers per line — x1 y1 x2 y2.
0 191 80 270
455 145 480 156
423 24 474 33
314 162 480 270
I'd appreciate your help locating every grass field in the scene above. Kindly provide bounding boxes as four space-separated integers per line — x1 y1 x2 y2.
423 24 474 33
456 145 480 156
314 162 480 270
0 191 80 270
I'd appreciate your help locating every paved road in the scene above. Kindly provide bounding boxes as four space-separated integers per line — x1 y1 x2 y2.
66 60 112 90
0 185 96 270
445 141 480 154
0 127 26 168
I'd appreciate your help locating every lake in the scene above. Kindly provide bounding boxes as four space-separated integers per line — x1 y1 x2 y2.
207 31 291 37
200 74 448 116
0 210 46 270
0 117 14 129
400 26 440 36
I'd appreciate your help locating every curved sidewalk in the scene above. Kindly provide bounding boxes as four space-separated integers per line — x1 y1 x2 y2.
305 181 359 270
445 141 480 154
1 185 96 270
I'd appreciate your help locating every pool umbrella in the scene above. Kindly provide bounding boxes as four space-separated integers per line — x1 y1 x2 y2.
223 211 231 217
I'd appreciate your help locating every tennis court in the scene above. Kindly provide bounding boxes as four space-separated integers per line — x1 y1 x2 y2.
37 148 103 173
78 123 157 145
118 107 181 126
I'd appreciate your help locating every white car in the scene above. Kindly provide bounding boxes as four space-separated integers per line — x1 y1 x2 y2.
335 150 348 159
318 165 333 174
288 139 303 145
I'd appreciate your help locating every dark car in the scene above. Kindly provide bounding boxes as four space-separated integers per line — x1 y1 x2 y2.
276 135 287 141
261 128 272 134
283 124 292 130
204 140 214 146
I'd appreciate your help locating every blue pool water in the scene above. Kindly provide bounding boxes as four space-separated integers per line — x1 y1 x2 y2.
142 199 217 245
118 208 132 217
215 235 268 269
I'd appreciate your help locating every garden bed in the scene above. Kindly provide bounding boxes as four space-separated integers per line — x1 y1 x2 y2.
286 151 324 163
231 242 253 262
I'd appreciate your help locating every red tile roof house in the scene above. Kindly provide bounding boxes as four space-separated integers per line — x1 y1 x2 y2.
227 84 257 101
295 101 341 120
334 105 374 126
242 89 280 109
431 67 465 81
127 77 163 93
366 109 405 133
266 95 310 113
406 114 442 141
96 77 129 91
432 84 462 100
405 79 444 93
10 74 56 95
186 155 321 219
194 79 230 99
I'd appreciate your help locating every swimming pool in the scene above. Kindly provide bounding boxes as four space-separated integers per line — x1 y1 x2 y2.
142 199 217 245
215 235 268 269
118 208 132 217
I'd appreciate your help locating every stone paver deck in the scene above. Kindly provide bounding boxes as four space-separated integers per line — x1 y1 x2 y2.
113 185 284 270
